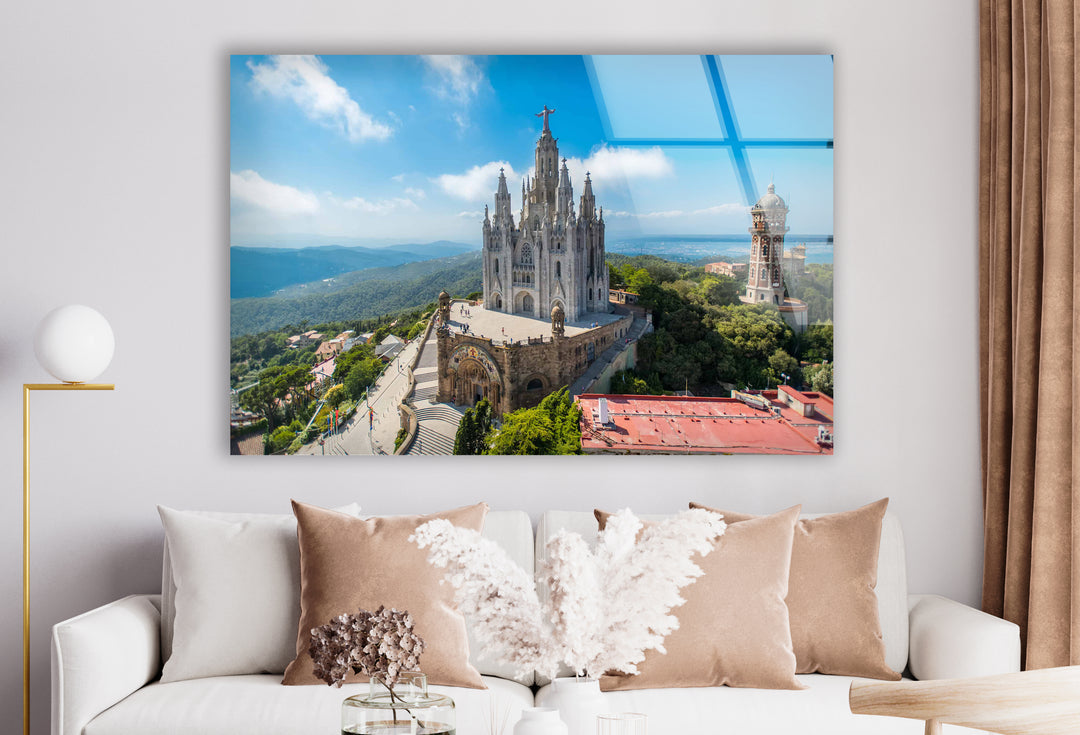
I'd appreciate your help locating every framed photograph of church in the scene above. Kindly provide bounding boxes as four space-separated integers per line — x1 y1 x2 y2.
229 54 834 456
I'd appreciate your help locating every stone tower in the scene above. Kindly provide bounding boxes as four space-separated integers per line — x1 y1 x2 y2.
482 106 609 322
741 183 790 306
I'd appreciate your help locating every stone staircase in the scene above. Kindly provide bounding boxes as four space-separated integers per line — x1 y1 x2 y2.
403 334 465 456
406 404 464 455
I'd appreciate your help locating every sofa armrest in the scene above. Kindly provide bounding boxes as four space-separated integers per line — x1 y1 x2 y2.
52 594 162 735
907 594 1020 680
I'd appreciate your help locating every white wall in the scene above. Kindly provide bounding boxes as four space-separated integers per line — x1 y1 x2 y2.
0 1 980 732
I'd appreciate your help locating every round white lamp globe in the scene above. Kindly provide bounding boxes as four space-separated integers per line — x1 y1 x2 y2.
33 305 115 383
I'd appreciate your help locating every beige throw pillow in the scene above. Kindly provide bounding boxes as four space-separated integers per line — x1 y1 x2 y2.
596 505 804 691
282 501 488 689
691 498 900 680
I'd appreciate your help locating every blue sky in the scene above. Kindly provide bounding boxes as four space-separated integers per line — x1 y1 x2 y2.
229 55 833 247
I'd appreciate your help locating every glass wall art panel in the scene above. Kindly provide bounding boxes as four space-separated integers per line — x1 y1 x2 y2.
229 54 834 456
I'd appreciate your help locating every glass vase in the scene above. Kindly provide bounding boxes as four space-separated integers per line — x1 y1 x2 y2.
342 673 455 735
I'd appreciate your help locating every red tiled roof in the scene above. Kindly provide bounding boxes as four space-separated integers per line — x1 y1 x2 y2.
577 393 833 455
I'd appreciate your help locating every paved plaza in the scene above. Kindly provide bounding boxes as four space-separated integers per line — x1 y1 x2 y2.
444 301 622 345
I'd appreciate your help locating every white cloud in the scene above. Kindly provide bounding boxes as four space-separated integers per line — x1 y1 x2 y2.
330 195 419 214
421 55 486 130
230 170 319 215
390 173 406 183
433 161 518 201
404 187 426 200
564 145 674 187
248 55 392 143
456 210 484 218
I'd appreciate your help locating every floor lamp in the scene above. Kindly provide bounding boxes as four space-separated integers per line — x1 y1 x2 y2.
23 305 115 735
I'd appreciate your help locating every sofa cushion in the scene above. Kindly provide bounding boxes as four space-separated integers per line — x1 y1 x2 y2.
283 501 487 688
158 503 361 668
159 507 317 682
83 675 532 735
537 508 909 677
596 506 803 691
691 498 900 680
536 674 933 735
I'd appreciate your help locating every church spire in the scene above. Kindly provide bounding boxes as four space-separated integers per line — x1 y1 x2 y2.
494 167 512 220
579 171 595 220
557 157 572 215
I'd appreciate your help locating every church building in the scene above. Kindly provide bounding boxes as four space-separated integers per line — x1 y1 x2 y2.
435 108 638 416
481 105 610 321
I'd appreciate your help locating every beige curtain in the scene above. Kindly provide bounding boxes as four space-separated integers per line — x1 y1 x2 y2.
979 0 1078 669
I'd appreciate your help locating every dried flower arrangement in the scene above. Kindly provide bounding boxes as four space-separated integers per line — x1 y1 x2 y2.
411 508 725 681
309 605 425 690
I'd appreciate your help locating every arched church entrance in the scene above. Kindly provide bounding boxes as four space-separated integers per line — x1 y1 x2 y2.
516 291 535 315
453 359 502 411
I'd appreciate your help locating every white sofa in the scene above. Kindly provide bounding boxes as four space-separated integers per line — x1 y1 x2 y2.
52 510 1021 735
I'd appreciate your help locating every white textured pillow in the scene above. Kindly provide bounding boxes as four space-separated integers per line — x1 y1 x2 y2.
158 504 360 682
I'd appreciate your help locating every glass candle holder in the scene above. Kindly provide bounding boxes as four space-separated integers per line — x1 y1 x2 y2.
596 713 646 735
342 673 455 735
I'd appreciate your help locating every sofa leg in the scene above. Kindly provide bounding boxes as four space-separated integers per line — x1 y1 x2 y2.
924 719 942 735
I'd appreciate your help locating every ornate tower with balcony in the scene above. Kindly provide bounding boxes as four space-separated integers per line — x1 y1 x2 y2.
480 106 609 321
741 183 790 306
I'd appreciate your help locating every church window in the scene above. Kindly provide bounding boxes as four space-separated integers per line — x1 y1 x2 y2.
555 261 561 278
495 260 499 274
519 242 533 266
760 267 768 280
762 242 769 258
527 378 543 390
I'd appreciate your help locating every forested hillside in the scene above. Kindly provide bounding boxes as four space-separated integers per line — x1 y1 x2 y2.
230 241 475 298
230 252 482 337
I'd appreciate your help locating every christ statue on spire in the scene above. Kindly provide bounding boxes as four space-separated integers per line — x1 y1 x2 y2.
535 105 556 131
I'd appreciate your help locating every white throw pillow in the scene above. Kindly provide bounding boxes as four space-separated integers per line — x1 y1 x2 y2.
158 504 360 682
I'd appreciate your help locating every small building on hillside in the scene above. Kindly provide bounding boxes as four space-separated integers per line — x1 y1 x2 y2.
375 334 405 362
704 261 748 278
314 338 344 361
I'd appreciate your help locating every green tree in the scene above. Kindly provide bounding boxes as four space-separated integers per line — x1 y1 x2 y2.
238 381 280 429
694 275 740 307
609 370 656 395
485 388 581 455
324 384 348 408
453 411 477 455
265 426 296 454
486 410 554 455
768 348 801 387
453 399 494 455
607 263 625 289
805 362 834 396
345 357 384 400
800 322 834 364
623 266 655 294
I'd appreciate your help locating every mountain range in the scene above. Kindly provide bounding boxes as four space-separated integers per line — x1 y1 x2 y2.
230 241 477 298
230 251 483 337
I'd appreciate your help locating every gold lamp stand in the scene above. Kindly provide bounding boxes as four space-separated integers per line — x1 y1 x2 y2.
23 383 114 735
